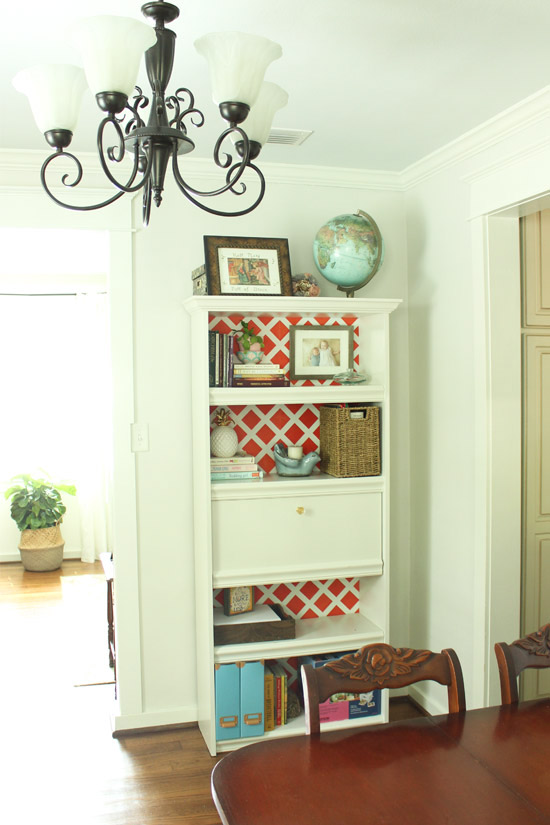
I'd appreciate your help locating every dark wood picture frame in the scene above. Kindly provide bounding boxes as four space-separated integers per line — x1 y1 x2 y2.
203 235 292 296
223 586 256 616
289 324 354 380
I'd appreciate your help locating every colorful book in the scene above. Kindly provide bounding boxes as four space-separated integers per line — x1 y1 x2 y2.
268 664 282 726
233 379 290 387
211 454 255 465
268 662 287 725
298 653 381 723
214 331 220 386
233 364 284 374
232 373 288 380
209 463 259 473
264 668 275 732
208 331 216 387
211 470 263 480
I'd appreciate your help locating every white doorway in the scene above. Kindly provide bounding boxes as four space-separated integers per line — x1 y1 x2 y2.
0 227 113 563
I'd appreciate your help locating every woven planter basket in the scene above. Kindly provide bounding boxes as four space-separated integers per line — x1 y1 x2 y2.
18 525 64 572
319 405 381 478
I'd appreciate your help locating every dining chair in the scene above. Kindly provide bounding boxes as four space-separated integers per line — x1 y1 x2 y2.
301 642 465 734
494 623 550 704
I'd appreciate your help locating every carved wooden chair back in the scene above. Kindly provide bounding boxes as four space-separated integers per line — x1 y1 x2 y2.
301 643 466 735
494 623 550 705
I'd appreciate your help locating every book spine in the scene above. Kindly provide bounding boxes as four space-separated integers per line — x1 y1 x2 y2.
208 331 216 388
233 380 290 387
274 673 282 726
211 471 263 480
214 331 220 387
210 455 255 465
264 670 275 732
228 332 236 387
233 367 285 375
209 463 259 473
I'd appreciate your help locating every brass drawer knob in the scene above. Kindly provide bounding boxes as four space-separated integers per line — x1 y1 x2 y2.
296 506 305 515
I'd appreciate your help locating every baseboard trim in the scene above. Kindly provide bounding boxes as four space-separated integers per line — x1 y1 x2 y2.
408 683 447 716
111 704 198 734
112 720 198 739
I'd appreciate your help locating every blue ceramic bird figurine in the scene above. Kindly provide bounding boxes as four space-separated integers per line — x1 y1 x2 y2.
273 443 321 477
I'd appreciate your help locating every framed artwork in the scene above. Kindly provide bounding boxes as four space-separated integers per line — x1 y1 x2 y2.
289 324 353 380
223 586 256 616
203 235 292 296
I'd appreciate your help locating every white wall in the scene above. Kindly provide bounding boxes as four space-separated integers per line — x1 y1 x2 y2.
126 165 410 726
404 88 550 712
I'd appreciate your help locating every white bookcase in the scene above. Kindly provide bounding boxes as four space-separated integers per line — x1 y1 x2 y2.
184 295 400 755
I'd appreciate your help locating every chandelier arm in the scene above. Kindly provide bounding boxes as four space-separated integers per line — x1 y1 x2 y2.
96 118 151 195
170 127 251 200
40 152 128 212
171 152 266 217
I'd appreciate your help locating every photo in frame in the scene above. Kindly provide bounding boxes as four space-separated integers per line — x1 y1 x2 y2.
289 324 354 380
203 235 292 296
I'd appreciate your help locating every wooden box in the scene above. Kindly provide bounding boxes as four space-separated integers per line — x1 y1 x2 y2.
214 603 296 646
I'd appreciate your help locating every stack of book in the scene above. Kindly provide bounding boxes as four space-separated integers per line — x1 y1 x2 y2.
208 330 237 387
264 662 288 731
232 361 289 387
210 454 263 482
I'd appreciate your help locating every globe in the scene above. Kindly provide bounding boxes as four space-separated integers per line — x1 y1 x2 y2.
312 210 384 297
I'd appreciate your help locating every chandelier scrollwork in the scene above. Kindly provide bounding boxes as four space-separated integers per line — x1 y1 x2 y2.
13 1 288 225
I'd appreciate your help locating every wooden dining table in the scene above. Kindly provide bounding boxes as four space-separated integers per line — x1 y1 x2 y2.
211 698 550 825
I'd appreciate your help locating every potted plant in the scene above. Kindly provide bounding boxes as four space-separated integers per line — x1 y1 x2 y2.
236 320 264 364
4 474 76 572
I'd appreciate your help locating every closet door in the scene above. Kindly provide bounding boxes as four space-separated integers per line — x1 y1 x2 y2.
522 210 550 700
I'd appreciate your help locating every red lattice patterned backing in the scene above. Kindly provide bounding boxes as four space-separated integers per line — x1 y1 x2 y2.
209 313 359 385
214 578 360 619
209 313 359 475
210 403 321 474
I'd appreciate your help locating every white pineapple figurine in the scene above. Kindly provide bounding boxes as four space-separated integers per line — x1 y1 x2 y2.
210 408 239 458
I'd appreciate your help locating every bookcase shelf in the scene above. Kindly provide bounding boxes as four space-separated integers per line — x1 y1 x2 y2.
184 294 400 755
214 612 384 664
210 384 385 405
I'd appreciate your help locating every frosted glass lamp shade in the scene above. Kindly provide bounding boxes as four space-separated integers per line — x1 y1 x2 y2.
71 16 157 98
12 64 87 134
194 31 282 107
239 82 288 146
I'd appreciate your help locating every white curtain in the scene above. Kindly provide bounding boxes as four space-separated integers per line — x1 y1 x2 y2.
72 293 113 562
0 292 113 562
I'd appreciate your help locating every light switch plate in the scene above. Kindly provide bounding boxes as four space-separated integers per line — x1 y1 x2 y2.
131 423 149 452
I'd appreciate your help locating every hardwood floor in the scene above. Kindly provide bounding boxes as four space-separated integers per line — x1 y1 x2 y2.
0 561 423 825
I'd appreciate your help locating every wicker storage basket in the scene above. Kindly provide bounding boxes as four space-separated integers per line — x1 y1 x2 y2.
319 405 381 478
18 525 64 572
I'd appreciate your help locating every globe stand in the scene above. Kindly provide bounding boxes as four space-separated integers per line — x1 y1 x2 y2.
337 285 357 298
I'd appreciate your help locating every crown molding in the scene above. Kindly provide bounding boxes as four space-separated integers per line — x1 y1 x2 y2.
0 148 403 195
3 86 550 201
400 86 550 189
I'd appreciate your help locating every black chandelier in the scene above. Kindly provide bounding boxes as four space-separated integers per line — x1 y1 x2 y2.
13 1 287 225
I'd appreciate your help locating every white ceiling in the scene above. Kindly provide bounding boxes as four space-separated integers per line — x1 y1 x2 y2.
2 0 550 172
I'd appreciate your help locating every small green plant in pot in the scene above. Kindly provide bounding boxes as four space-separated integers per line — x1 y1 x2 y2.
236 320 264 364
5 474 76 572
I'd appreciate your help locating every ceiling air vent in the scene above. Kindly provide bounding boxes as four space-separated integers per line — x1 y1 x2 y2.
266 128 313 146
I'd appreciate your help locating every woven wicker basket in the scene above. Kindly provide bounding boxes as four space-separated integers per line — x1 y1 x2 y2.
18 525 64 572
319 405 381 478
